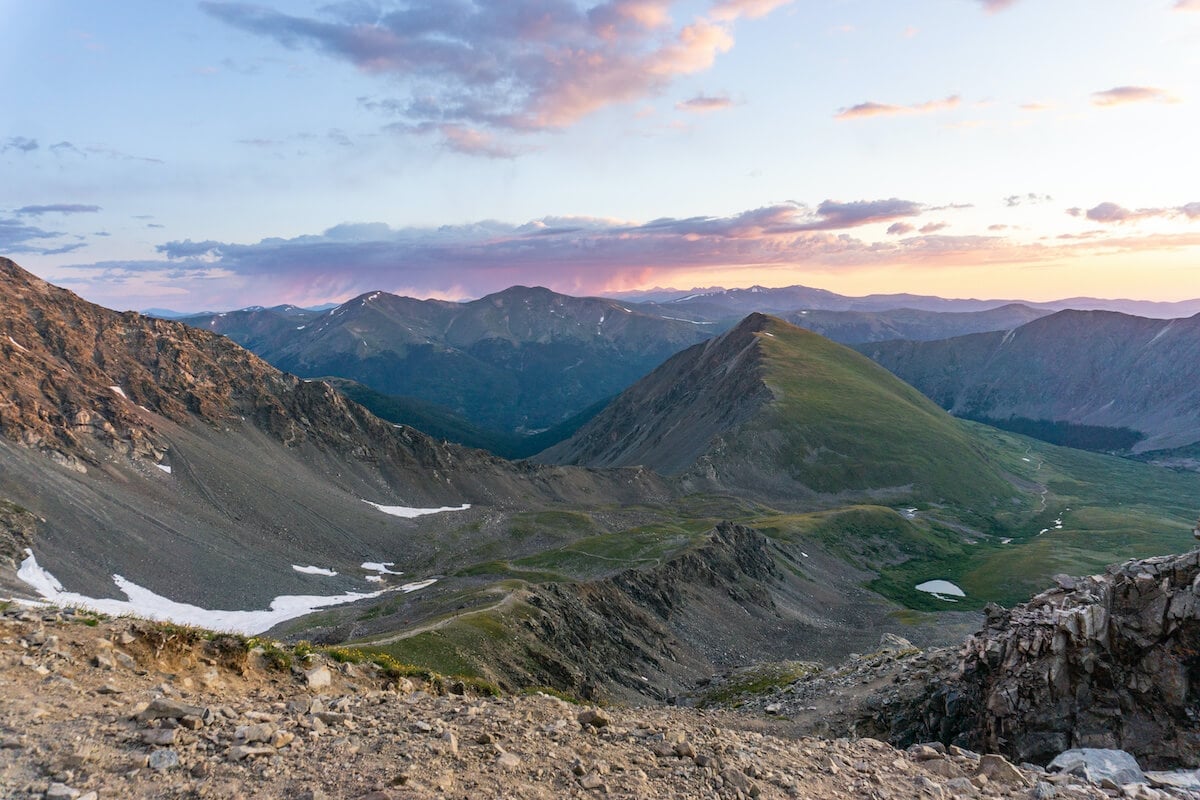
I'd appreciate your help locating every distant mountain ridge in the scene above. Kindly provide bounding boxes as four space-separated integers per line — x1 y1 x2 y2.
619 284 1200 320
180 286 713 433
860 309 1200 455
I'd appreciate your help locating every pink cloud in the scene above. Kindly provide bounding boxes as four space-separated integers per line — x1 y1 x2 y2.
676 93 733 112
1072 201 1200 224
439 125 520 159
977 0 1020 11
1176 0 1200 10
919 222 948 234
835 95 960 121
709 0 794 22
887 222 915 236
1091 86 1178 107
202 0 789 156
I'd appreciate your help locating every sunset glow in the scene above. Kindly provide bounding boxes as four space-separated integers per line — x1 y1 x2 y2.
2 0 1198 310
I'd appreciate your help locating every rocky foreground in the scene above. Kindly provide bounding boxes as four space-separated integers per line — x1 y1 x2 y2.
0 603 1176 800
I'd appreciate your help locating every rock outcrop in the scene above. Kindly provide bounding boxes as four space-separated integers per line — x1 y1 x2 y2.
893 549 1200 768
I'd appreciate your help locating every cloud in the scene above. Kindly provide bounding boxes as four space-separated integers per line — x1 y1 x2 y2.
1176 0 1200 10
439 125 520 158
1091 86 1178 107
14 204 102 216
835 95 960 121
2 137 38 153
798 199 923 230
1074 201 1200 224
49 141 85 157
887 222 914 236
977 0 1019 11
919 222 948 234
201 0 792 155
676 93 733 112
0 217 65 254
1004 193 1052 207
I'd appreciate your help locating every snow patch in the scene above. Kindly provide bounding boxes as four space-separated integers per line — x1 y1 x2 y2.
362 562 403 575
7 336 27 352
109 386 128 400
363 500 471 518
154 463 172 474
400 579 437 593
364 575 383 583
16 549 385 636
292 565 338 576
1149 321 1174 345
915 580 966 602
761 332 775 338
296 325 306 330
657 316 714 325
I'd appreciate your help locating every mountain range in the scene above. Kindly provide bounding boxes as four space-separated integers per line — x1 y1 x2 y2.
622 284 1200 320
861 310 1200 457
6 255 1200 705
180 286 713 433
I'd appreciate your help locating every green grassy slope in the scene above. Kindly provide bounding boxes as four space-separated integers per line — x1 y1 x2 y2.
729 317 1015 509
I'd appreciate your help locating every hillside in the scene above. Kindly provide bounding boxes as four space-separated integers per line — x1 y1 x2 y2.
0 257 669 619
181 286 713 432
860 310 1200 455
538 313 1014 510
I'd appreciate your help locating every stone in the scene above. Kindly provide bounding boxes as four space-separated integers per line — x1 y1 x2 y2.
580 773 605 790
44 784 81 800
1047 749 1146 787
922 758 964 779
496 752 521 770
578 709 610 728
137 697 206 721
978 753 1027 786
270 729 295 749
236 722 276 743
142 728 177 746
944 777 978 797
148 749 180 770
229 744 277 761
304 665 332 689
1031 781 1056 799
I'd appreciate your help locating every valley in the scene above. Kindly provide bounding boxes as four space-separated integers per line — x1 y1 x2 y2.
4 257 1200 796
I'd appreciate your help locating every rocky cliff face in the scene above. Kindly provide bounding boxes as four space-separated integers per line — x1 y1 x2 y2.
889 548 1200 768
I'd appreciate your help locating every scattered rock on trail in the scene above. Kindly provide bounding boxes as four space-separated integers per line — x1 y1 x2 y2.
0 604 1121 800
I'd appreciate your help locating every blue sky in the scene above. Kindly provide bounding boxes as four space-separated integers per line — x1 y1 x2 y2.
2 0 1198 310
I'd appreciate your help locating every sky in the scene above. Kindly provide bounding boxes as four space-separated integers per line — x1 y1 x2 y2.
2 0 1199 312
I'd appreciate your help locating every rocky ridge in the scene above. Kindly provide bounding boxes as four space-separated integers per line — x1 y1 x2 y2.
705 547 1200 774
0 603 1121 800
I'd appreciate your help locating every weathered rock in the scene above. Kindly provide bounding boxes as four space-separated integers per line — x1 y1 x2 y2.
978 753 1028 785
147 749 179 770
228 744 277 761
1047 749 1146 787
137 697 207 721
578 709 610 728
44 784 80 800
304 665 332 689
879 550 1200 768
